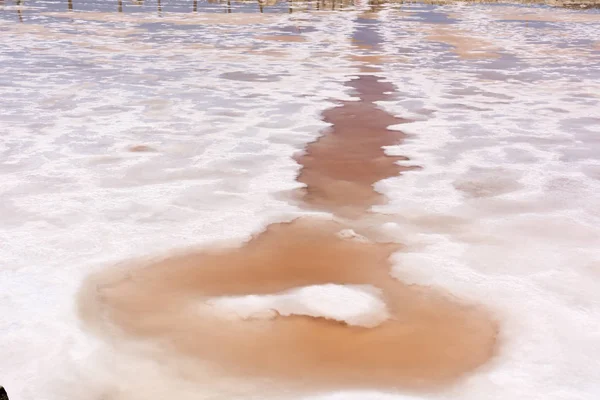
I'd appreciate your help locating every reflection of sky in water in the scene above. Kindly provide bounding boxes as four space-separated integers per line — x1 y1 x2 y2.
353 17 382 48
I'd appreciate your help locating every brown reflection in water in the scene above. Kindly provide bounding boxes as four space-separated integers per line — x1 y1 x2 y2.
68 0 73 11
368 0 386 12
193 0 198 12
426 27 500 59
295 76 414 217
80 218 497 391
128 144 156 153
118 0 123 13
295 9 415 217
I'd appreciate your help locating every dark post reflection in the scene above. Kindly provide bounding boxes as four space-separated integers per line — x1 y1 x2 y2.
23 0 405 17
368 0 384 12
16 0 23 22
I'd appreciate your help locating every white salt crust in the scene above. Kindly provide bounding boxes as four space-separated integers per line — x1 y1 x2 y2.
1 2 600 400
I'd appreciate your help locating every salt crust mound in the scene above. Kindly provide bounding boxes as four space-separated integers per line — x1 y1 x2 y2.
207 283 391 328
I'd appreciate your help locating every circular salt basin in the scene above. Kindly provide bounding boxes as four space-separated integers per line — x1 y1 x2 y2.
206 284 390 328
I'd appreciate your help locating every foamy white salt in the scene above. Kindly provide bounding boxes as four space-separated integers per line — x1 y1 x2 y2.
0 6 357 400
368 4 600 400
1 2 600 400
206 284 390 328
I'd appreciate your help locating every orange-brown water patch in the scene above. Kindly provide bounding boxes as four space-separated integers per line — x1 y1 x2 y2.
426 27 500 59
350 53 392 64
128 145 157 153
77 10 499 395
295 75 416 216
536 46 594 59
246 48 290 59
257 34 307 42
80 218 498 392
490 8 600 23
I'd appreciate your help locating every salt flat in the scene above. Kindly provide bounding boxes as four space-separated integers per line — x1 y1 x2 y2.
1 1 599 400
